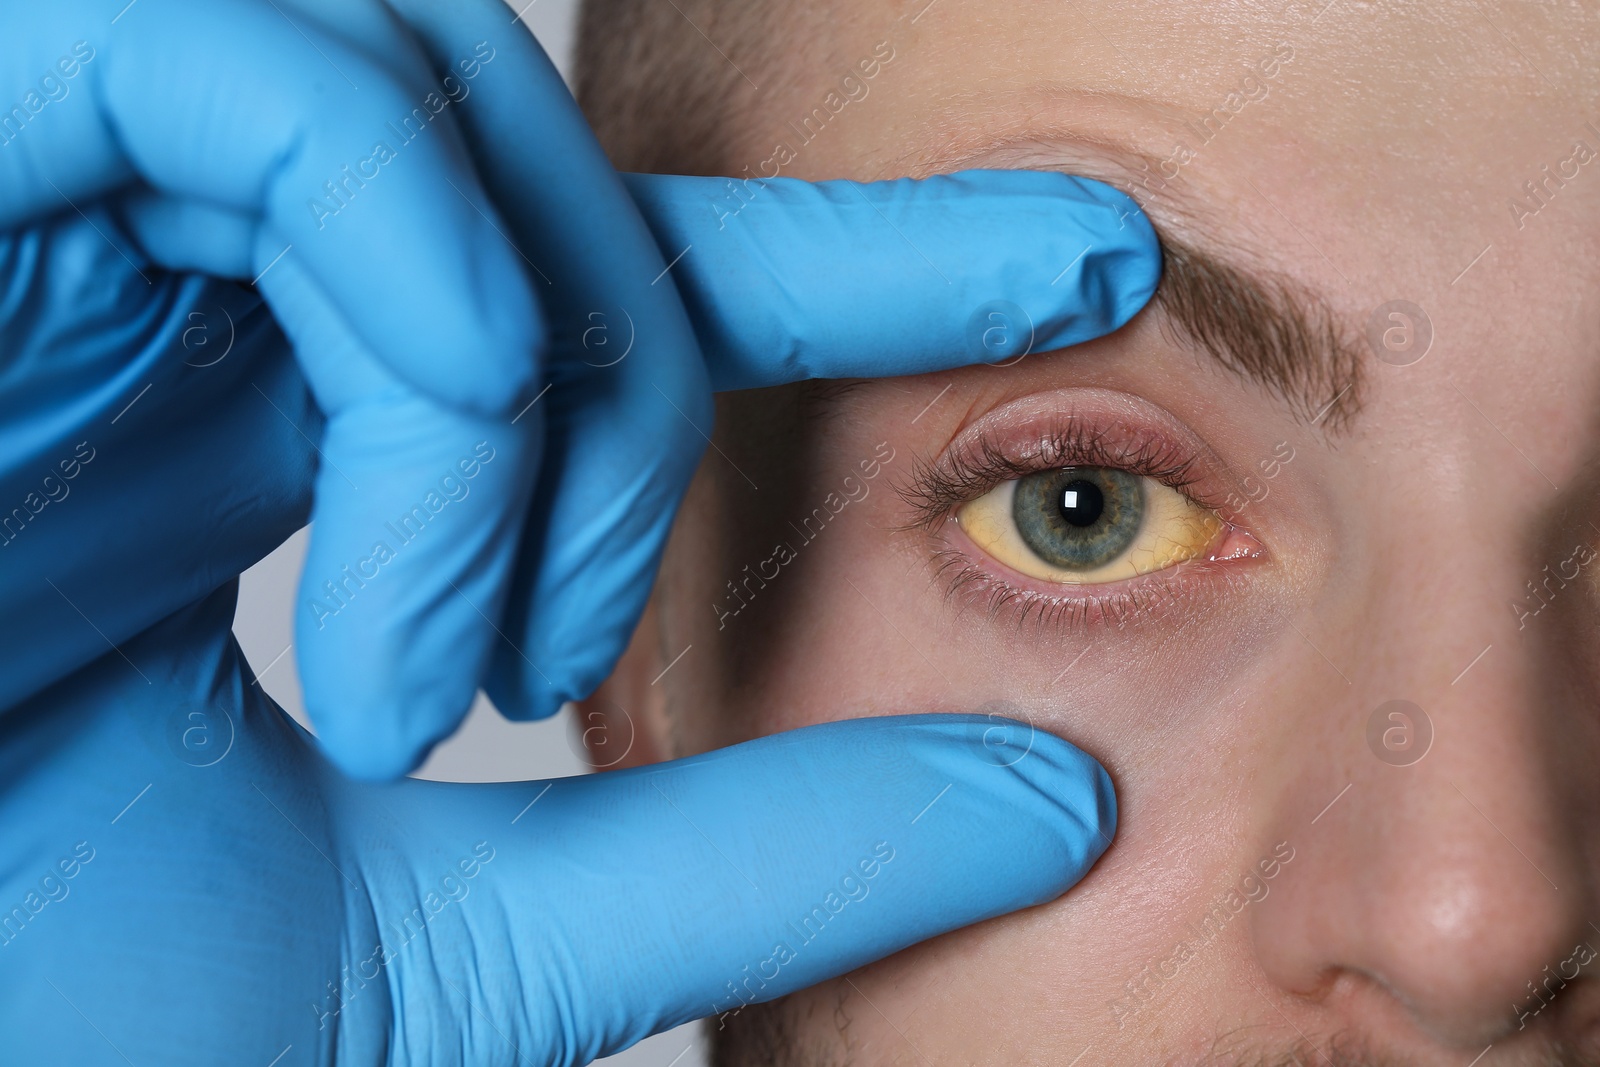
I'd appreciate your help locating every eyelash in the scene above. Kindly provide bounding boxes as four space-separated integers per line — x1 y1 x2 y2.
897 417 1255 633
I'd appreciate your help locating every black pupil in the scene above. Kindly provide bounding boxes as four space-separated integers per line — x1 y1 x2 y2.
1058 479 1104 527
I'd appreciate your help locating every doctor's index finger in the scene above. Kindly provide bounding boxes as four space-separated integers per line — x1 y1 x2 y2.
623 168 1162 390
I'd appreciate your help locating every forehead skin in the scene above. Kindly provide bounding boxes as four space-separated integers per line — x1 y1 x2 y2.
616 1 1600 1064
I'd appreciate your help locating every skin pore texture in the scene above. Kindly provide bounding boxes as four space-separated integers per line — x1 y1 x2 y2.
575 1 1600 1063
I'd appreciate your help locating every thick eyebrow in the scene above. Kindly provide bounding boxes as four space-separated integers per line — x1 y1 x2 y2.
1153 234 1365 430
932 129 1368 429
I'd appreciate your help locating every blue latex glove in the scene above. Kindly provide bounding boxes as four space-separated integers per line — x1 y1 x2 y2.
0 0 1160 780
0 2 1152 1062
0 584 1115 1064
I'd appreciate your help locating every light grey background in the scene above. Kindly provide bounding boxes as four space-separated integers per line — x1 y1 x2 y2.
231 3 709 1064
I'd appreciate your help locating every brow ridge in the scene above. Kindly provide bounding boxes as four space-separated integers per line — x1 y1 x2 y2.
1154 235 1365 431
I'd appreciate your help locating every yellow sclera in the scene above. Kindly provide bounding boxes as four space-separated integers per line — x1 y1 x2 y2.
956 476 1223 584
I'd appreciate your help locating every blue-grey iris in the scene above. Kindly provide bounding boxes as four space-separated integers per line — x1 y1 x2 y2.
1012 466 1145 570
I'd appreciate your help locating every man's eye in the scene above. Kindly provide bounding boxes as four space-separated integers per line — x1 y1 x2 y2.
956 466 1224 584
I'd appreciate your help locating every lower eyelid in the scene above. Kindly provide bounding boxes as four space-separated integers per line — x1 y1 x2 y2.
932 510 1265 631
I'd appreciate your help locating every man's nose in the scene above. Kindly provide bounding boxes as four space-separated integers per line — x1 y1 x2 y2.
1249 543 1600 1047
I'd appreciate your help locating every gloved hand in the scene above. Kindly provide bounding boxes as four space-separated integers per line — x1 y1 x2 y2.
0 582 1115 1066
0 0 1161 779
0 1 1154 1061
